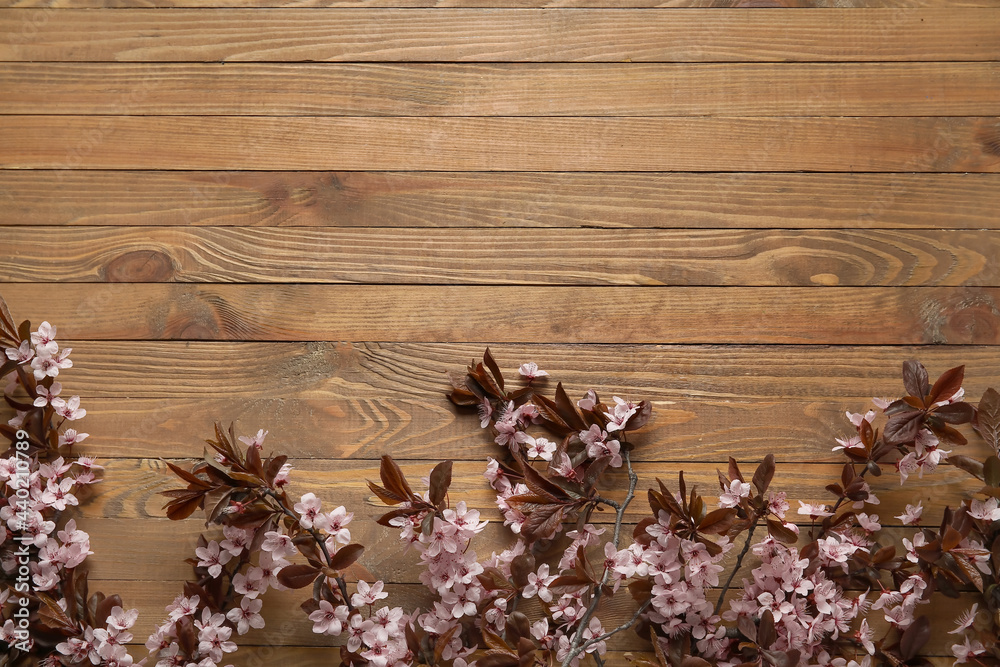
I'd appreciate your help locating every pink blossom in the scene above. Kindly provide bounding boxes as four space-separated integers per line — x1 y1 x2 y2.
294 492 323 528
59 428 89 447
273 462 292 488
237 428 268 450
31 322 58 355
261 530 297 560
518 362 548 380
577 389 598 411
797 501 833 519
948 603 979 634
220 525 251 556
226 596 264 635
477 398 493 428
41 477 78 511
51 395 85 421
525 436 557 461
604 396 638 432
195 540 233 578
33 382 62 408
718 479 751 508
352 580 388 607
952 636 985 664
316 505 353 544
968 497 1000 522
309 600 349 636
895 502 923 526
5 340 34 363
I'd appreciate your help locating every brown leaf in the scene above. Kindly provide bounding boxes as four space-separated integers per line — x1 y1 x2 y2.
928 365 965 405
330 544 365 571
510 553 536 588
752 454 775 495
554 383 587 431
483 347 505 392
899 615 930 661
933 402 975 424
163 492 206 521
884 411 924 445
975 387 1000 452
379 455 415 502
902 360 930 403
953 553 984 592
766 519 798 544
757 609 777 648
428 460 453 508
949 454 985 481
276 564 322 589
37 592 77 632
698 508 737 536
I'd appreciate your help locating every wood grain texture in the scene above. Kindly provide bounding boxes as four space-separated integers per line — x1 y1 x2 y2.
3 227 998 287
6 284 1000 344
75 577 976 654
3 172 999 229
2 9 998 62
25 341 1000 401
3 0 995 7
78 518 955 585
4 116 999 171
4 62 999 116
71 396 962 463
87 458 981 524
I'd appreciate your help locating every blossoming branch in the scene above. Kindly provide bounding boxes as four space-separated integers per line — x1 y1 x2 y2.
0 295 140 667
158 349 999 667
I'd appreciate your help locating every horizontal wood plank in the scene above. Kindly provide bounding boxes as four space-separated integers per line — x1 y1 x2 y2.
89 458 980 525
72 396 963 463
3 116 999 171
2 9 998 62
4 62 998 116
5 284 1000 344
19 341 999 401
3 227 998 287
75 577 973 656
3 172 998 229
2 0 994 7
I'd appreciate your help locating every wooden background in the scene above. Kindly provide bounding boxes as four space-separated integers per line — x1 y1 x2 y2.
2 1 1000 664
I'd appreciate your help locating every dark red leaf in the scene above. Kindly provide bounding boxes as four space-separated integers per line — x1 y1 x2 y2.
902 360 930 402
330 544 365 571
975 387 1000 452
899 615 930 661
928 365 965 405
752 454 775 495
428 460 453 508
933 401 975 424
276 564 322 589
483 348 505 392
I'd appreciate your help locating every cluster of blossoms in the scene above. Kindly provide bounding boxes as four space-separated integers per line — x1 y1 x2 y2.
0 300 139 666
157 424 410 667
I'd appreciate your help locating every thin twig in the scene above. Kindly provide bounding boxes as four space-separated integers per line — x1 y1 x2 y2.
714 520 757 615
562 449 639 667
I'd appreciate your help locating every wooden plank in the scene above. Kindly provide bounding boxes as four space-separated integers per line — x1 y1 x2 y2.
2 9 998 62
4 62 999 116
3 227 999 287
79 578 976 654
4 116 999 172
2 0 995 7
3 172 998 229
71 396 951 463
5 284 1000 344
85 458 981 526
21 341 1000 401
80 518 956 585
